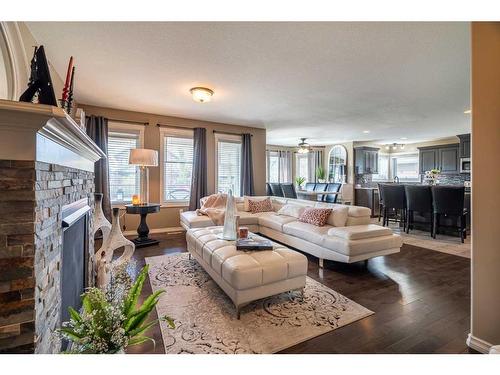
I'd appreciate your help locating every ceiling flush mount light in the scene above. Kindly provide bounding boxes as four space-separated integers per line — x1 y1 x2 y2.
190 87 214 103
297 138 311 154
363 130 370 134
464 109 471 114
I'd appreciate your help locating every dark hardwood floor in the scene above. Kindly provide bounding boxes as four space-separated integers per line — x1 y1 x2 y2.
116 232 472 354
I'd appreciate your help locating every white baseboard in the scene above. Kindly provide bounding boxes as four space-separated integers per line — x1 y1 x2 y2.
466 333 493 353
123 226 185 236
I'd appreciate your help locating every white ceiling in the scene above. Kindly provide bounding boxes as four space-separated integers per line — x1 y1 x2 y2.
26 22 470 146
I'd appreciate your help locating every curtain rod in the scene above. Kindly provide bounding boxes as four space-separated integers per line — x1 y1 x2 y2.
213 130 253 137
107 118 148 126
156 123 195 130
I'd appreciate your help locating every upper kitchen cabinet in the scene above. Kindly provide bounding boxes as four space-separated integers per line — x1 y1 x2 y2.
458 134 471 158
354 147 379 174
418 144 460 174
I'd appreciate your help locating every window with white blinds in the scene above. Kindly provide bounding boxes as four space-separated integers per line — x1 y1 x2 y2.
108 130 141 203
162 135 194 203
216 138 242 197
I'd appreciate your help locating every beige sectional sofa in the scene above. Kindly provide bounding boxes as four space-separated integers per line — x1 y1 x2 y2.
180 196 402 266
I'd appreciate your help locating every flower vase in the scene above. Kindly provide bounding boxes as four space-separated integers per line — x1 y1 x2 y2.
221 189 237 240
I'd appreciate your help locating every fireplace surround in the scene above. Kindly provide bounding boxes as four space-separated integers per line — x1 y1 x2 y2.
0 100 105 353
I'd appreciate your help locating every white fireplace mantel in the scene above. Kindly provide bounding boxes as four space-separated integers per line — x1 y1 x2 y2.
0 99 105 171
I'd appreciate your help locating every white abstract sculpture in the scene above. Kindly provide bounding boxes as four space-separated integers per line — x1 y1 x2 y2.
93 193 112 250
221 189 237 240
95 207 135 288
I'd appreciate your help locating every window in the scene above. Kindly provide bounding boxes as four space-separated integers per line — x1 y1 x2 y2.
161 132 194 204
108 123 144 204
327 145 347 183
266 150 292 183
267 150 280 183
392 153 420 182
373 154 390 181
216 136 242 196
295 153 309 182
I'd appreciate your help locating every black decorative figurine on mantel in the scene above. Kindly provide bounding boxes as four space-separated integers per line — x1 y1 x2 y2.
19 45 57 106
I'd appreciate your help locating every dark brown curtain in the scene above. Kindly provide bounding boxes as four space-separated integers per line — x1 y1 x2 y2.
86 115 111 221
189 128 207 210
240 133 255 196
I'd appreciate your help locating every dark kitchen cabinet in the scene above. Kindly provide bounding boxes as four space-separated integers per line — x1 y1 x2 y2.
439 146 459 174
418 144 459 174
458 133 471 158
354 188 380 217
354 147 379 174
419 149 438 174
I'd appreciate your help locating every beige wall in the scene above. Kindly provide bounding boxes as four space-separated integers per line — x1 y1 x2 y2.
470 22 500 349
80 104 266 232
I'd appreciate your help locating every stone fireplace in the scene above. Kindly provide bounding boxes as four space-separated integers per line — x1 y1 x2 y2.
0 100 105 353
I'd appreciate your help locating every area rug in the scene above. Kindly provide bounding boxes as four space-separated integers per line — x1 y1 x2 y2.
145 253 373 354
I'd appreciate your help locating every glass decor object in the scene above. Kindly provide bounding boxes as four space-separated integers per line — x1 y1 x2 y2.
221 189 237 240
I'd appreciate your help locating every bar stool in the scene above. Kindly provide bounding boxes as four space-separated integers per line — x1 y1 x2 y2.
405 185 433 236
431 186 467 243
380 184 406 230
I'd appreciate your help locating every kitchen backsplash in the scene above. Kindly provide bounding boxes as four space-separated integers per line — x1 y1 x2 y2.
355 173 470 187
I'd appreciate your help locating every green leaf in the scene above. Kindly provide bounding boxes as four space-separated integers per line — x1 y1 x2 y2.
82 295 92 314
127 320 158 338
123 265 149 316
58 327 84 342
128 336 155 347
161 316 175 329
68 306 82 323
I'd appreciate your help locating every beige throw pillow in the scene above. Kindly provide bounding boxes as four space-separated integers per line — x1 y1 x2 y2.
327 206 349 227
277 204 307 218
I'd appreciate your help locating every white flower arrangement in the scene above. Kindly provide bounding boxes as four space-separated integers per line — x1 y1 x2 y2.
424 169 440 185
57 263 174 354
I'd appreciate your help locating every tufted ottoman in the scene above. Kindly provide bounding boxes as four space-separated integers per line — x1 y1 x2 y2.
186 226 308 319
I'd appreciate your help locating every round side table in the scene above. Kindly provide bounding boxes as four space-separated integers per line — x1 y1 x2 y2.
125 203 160 248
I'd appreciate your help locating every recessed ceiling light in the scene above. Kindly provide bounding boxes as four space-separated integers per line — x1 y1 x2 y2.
190 87 214 103
363 130 370 134
400 137 408 140
464 109 471 114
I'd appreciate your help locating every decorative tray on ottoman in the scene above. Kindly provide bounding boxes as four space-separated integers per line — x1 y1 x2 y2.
236 236 273 251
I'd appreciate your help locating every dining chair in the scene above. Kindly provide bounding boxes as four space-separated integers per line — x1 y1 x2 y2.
324 183 342 203
269 183 284 197
281 183 297 199
266 183 273 196
313 183 328 201
304 182 316 191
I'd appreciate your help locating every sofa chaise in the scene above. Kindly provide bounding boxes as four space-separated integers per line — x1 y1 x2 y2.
180 196 403 266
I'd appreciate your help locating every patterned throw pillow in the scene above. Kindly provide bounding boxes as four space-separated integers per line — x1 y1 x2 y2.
248 197 274 213
298 207 333 226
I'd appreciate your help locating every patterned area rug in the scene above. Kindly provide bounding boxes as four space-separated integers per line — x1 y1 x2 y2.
146 253 373 354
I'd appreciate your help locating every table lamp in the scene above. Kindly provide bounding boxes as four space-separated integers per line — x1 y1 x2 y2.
129 148 158 205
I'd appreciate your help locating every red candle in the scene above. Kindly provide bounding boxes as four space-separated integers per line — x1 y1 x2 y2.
62 56 73 101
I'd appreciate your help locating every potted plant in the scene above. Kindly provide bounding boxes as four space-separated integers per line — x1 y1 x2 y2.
316 166 326 183
295 176 306 190
57 264 174 354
